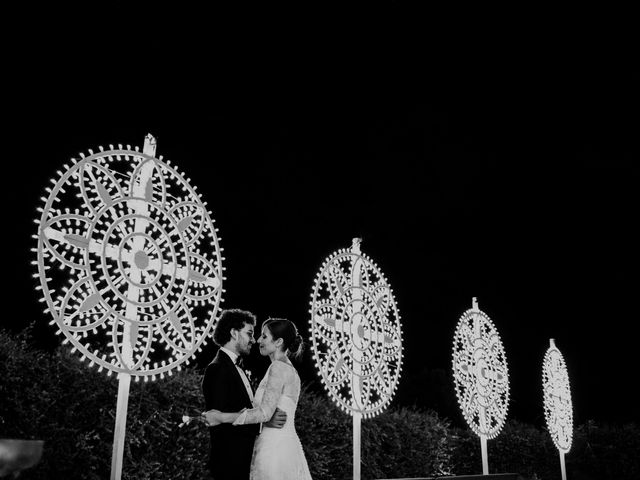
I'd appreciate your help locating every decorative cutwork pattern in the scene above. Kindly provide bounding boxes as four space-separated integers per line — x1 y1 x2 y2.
452 307 509 438
34 144 224 378
542 342 573 452
309 240 403 418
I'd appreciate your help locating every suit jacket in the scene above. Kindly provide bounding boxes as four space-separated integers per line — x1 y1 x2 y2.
202 350 259 479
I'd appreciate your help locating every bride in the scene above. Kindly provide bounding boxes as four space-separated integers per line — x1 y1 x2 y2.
204 318 313 480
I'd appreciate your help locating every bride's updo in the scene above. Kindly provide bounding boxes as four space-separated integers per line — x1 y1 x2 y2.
263 318 304 359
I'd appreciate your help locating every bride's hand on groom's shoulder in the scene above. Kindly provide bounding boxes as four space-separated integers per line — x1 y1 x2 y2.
264 408 287 429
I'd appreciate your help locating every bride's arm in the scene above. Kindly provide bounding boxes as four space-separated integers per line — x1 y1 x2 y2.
233 361 288 426
203 407 286 427
202 409 242 426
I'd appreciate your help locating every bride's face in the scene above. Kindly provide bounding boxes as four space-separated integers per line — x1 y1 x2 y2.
258 326 283 357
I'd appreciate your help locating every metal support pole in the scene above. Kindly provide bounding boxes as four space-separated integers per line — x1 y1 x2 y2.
111 134 156 479
480 435 489 475
353 412 362 480
110 373 132 480
351 238 363 480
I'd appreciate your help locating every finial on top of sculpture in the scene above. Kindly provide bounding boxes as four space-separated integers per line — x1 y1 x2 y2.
351 237 362 253
143 134 157 156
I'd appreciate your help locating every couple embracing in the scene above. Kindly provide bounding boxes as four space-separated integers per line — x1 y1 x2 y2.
201 309 313 480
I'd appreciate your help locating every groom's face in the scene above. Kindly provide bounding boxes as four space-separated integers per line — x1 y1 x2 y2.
235 322 255 356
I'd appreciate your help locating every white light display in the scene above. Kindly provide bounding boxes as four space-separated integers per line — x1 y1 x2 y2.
542 339 573 480
309 238 403 480
33 135 224 479
451 298 509 475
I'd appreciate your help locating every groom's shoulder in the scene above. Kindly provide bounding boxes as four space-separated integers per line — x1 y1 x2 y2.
203 358 229 386
204 351 228 371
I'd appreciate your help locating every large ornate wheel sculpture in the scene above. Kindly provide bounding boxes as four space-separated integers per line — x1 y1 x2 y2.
542 339 573 453
452 299 509 439
34 137 224 379
309 239 403 419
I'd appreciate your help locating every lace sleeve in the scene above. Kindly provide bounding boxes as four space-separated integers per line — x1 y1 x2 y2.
233 361 288 425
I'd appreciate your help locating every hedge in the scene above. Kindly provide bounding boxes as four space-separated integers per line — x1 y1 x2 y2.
1 329 638 480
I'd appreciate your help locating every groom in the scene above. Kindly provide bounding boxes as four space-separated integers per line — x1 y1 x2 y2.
202 309 286 480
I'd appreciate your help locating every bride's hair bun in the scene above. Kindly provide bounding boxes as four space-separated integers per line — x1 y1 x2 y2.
263 318 305 360
289 333 304 359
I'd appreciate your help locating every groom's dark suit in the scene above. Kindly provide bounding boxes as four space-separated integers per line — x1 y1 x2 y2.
202 350 259 480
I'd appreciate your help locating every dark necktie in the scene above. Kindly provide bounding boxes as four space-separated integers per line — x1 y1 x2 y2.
235 356 245 370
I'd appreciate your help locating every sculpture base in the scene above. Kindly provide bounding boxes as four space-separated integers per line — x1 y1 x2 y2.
0 439 44 477
379 474 519 480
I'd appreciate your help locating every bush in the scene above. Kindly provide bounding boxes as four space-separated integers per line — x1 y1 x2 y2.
361 407 453 479
448 420 558 479
568 420 640 480
0 329 210 480
1 329 115 479
295 390 453 479
295 389 351 479
2 329 639 480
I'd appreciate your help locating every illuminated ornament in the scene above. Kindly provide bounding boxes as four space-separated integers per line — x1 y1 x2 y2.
542 339 573 480
309 238 403 480
451 297 509 475
33 134 224 480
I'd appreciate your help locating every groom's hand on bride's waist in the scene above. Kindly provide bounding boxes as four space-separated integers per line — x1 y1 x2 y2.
264 408 287 429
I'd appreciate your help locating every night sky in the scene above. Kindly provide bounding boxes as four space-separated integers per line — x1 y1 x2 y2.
3 13 638 431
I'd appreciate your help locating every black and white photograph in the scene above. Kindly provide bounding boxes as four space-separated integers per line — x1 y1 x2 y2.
1 7 638 480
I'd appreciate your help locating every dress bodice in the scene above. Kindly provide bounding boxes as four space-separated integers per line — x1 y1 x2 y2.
233 360 300 429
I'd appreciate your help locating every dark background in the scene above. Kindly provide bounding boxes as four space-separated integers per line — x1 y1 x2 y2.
3 7 638 430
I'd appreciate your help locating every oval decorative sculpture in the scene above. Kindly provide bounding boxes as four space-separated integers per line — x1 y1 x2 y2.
452 299 510 438
452 298 509 474
542 339 573 480
309 238 403 418
542 339 573 452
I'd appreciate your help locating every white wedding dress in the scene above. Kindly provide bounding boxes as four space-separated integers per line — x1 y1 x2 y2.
233 360 313 480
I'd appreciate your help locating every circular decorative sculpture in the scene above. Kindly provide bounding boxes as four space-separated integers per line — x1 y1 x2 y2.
309 238 403 418
542 339 573 453
451 299 509 439
34 138 224 379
